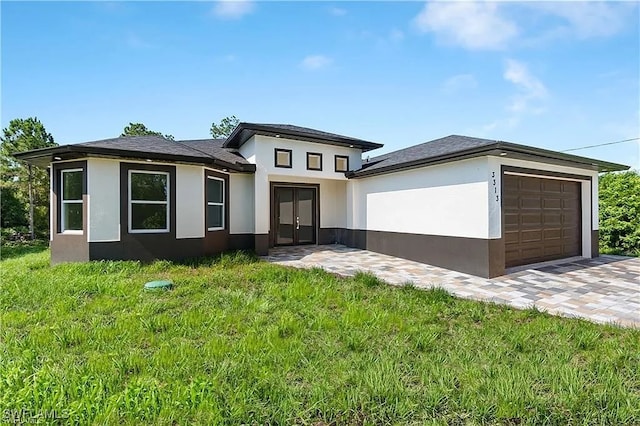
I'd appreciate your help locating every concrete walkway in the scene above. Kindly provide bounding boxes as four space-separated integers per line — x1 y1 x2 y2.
264 245 640 328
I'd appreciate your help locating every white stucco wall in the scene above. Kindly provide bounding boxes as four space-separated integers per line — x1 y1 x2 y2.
347 157 490 238
229 173 255 234
240 134 361 234
245 135 363 178
87 158 120 242
176 165 205 239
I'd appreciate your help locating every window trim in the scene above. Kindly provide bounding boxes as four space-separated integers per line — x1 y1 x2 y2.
306 152 323 171
128 170 170 234
334 155 350 173
274 148 293 168
60 168 83 234
206 176 225 231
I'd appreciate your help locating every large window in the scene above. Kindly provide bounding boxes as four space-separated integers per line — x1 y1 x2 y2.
206 176 225 230
61 169 83 232
129 171 169 233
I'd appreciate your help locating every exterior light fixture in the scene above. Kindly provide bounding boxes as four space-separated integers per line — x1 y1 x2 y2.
54 156 62 160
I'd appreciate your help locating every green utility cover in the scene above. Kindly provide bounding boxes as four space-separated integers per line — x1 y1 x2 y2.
144 280 172 290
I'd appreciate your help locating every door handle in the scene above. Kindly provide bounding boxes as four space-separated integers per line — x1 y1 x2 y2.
296 216 300 230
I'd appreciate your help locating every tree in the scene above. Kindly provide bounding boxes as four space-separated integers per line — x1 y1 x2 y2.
121 122 174 140
1 117 57 239
599 170 640 256
210 115 239 138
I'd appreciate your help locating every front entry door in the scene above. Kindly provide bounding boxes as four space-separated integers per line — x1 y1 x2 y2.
274 187 317 246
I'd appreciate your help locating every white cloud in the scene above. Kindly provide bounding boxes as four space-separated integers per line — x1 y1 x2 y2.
527 2 634 39
300 55 333 70
329 7 347 17
212 0 254 19
413 2 518 50
442 74 477 94
504 59 548 113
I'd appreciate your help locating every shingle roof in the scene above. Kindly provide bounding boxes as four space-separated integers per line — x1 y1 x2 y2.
178 139 251 165
13 135 255 171
224 122 384 152
351 134 628 177
361 135 498 172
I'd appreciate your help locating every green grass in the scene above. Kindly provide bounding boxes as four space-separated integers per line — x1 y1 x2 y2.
1 245 639 425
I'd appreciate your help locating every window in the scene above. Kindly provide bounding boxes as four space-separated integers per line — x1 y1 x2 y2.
306 152 323 171
275 148 292 168
335 155 349 172
61 169 83 232
206 176 225 230
129 171 169 233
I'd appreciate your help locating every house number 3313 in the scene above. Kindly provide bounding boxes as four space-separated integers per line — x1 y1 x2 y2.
491 171 499 202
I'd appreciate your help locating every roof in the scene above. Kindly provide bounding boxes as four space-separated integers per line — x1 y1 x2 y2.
223 122 383 152
349 134 629 178
13 136 255 172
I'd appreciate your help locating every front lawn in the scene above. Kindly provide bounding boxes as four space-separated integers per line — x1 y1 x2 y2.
1 246 639 425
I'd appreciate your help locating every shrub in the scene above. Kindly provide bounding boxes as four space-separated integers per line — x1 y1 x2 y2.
599 171 640 256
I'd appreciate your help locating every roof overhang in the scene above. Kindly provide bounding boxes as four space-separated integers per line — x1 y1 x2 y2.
12 145 256 172
348 142 629 179
223 123 384 152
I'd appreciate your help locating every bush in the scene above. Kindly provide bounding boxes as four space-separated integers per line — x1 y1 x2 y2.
599 171 640 256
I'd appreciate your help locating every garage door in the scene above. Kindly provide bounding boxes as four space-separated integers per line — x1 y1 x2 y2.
503 173 582 268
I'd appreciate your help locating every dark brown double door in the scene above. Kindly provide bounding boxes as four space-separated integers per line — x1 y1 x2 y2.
503 173 582 268
274 186 317 246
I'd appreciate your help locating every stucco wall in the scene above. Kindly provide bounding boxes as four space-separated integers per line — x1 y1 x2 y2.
229 173 255 234
347 157 490 239
87 158 120 242
176 165 205 239
240 134 360 235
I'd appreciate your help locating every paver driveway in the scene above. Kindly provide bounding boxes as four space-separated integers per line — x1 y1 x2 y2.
264 245 640 327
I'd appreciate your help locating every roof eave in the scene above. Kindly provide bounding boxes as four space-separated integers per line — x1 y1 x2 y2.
348 144 629 178
223 123 384 152
13 145 256 173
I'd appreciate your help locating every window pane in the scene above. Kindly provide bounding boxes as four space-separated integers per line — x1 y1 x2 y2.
335 157 348 172
131 173 167 201
276 150 291 167
207 205 223 229
307 154 321 170
207 178 223 203
131 204 167 230
63 171 83 200
63 203 83 230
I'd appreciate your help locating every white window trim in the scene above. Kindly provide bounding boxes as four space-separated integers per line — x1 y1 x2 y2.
206 176 225 231
128 170 170 234
60 168 83 234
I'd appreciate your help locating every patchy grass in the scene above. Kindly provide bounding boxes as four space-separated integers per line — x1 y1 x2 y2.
1 247 639 425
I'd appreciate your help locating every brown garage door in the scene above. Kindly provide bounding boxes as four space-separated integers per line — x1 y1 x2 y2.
503 173 582 268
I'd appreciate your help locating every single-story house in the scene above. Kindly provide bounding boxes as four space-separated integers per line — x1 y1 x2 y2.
15 123 628 278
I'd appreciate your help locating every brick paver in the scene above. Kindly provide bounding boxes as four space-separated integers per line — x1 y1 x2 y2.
264 245 640 328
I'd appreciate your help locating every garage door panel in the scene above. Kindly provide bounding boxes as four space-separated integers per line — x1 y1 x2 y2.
543 198 562 209
542 180 562 192
504 174 582 268
543 228 562 240
521 196 541 209
521 213 542 226
543 213 562 226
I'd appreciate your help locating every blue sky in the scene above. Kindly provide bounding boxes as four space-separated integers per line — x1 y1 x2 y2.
2 1 639 168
